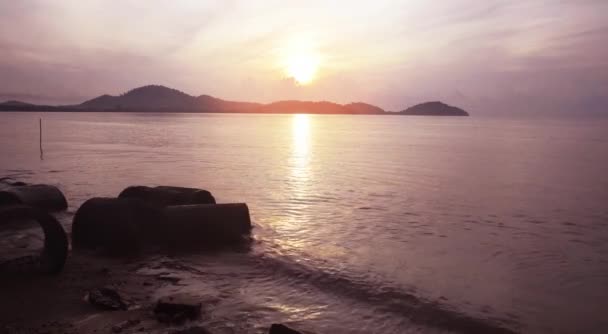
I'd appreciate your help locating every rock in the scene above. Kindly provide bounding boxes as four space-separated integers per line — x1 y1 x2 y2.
269 324 303 334
112 319 140 333
156 274 181 283
0 205 68 274
170 326 212 334
0 177 26 187
0 183 68 211
72 195 251 255
162 203 252 249
0 190 21 207
86 288 128 310
119 186 216 207
154 294 202 324
71 197 165 254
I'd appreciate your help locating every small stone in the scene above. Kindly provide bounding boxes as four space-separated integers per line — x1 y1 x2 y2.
154 294 202 324
157 275 181 283
111 319 140 333
269 324 303 334
170 326 212 334
86 288 128 310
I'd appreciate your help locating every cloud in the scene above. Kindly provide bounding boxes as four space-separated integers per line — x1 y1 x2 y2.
0 0 606 112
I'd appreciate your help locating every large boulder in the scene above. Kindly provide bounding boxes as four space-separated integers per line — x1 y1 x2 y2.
118 186 215 207
71 197 165 254
0 182 67 211
0 205 68 274
162 203 251 249
72 198 252 255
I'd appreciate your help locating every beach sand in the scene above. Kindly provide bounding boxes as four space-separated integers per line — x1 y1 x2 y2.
0 252 192 334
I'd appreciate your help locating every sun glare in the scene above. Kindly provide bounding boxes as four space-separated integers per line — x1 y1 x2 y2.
285 53 320 85
292 114 310 158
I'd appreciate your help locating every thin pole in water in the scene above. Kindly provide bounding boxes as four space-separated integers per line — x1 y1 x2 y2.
39 117 44 160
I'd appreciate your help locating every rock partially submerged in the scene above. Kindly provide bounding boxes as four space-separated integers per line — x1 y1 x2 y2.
163 203 252 249
0 180 67 211
72 195 251 254
119 185 216 207
154 294 202 324
0 205 68 274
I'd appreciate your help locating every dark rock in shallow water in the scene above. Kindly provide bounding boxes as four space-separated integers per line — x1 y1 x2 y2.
72 198 251 254
269 324 304 334
154 294 202 324
86 287 128 310
0 182 67 211
119 185 216 207
162 203 252 249
0 205 68 274
71 197 165 254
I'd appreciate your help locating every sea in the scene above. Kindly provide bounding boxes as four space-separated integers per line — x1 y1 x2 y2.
1 111 607 333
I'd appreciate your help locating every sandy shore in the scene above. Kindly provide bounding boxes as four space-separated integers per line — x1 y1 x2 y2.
0 252 201 334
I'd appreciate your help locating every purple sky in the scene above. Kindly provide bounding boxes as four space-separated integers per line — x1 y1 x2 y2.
1 1 607 113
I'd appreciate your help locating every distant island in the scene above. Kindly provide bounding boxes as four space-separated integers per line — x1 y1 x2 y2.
399 101 469 116
0 85 469 116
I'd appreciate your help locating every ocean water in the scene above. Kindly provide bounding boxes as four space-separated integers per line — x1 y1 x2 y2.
1 112 608 333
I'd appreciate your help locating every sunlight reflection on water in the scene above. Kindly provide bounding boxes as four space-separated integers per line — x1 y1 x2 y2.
272 114 316 256
291 114 311 167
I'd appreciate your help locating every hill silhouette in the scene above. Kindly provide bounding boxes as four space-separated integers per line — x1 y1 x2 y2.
400 101 469 116
81 85 261 112
79 86 385 114
82 85 197 110
256 100 385 114
0 84 469 116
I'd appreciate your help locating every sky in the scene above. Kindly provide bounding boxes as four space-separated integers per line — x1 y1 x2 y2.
1 0 607 113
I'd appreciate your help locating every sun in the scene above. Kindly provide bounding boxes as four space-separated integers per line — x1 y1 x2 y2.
285 53 320 85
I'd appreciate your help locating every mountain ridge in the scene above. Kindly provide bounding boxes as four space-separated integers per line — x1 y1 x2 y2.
0 84 469 116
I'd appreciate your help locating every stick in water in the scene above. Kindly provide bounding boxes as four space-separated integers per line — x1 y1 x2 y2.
39 117 44 160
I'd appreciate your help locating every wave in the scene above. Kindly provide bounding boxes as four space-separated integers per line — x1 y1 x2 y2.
250 253 519 334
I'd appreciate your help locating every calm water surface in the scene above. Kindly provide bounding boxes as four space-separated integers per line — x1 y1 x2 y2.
1 112 608 333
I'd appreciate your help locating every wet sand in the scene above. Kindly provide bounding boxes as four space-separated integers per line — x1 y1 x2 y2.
0 253 193 334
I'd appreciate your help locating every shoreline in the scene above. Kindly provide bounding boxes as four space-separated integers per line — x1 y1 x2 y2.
0 252 169 334
0 109 469 116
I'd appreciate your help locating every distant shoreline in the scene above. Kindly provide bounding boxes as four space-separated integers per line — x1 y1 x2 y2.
0 108 469 116
0 84 470 116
